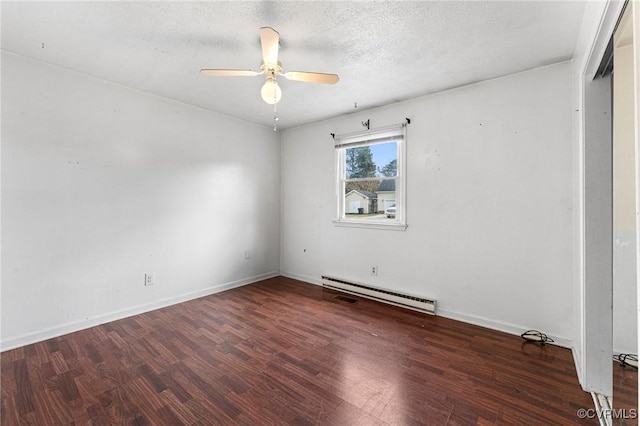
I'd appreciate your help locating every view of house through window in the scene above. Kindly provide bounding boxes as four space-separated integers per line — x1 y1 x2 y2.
335 124 406 228
344 142 397 219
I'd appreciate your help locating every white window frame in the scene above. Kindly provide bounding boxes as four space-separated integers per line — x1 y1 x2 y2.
333 123 407 231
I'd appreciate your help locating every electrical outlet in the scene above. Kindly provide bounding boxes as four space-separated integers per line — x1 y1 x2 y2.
371 265 378 276
244 250 251 260
145 273 154 286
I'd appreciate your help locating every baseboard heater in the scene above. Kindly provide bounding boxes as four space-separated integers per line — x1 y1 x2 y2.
321 276 436 315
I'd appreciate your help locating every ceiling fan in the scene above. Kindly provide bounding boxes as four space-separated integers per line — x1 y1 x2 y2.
200 27 339 105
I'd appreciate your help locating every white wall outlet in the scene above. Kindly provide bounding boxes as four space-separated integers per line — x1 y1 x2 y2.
244 250 251 260
145 273 154 286
371 265 378 276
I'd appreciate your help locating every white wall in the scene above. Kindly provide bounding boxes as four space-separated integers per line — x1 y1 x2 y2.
1 53 281 350
570 0 626 391
570 0 609 386
613 43 638 355
281 61 575 343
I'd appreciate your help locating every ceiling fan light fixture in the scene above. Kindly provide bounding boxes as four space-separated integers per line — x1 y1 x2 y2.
261 77 282 104
201 26 338 112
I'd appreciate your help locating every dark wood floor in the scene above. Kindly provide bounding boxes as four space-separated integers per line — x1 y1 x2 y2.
0 276 615 425
614 358 638 426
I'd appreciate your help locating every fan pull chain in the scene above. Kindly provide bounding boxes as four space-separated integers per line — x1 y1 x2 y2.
273 102 279 131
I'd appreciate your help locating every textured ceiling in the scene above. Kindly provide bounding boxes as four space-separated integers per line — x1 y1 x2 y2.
2 1 586 130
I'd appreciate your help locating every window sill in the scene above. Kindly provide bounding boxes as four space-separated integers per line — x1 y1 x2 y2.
333 219 408 231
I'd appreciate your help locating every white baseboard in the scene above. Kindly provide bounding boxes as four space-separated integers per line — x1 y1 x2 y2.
437 307 573 349
1 271 279 352
572 346 585 389
280 271 322 286
280 270 574 349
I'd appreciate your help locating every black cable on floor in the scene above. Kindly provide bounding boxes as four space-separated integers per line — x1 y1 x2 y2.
520 330 554 345
613 353 638 369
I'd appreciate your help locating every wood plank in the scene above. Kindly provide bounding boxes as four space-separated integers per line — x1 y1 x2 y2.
613 361 638 426
0 276 613 425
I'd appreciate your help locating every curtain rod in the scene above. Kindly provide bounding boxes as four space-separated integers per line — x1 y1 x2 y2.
331 118 411 140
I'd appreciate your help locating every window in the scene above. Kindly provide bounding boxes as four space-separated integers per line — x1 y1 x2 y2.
334 124 407 230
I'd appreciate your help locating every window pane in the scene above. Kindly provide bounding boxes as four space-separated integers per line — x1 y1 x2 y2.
343 178 397 220
336 133 404 227
345 142 397 178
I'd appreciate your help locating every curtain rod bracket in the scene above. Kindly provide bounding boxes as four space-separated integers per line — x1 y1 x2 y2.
361 119 370 130
405 118 411 125
330 133 335 140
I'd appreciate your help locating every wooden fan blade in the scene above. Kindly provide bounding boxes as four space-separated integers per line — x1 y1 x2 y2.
200 69 258 77
200 68 258 77
260 27 280 68
284 71 339 84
